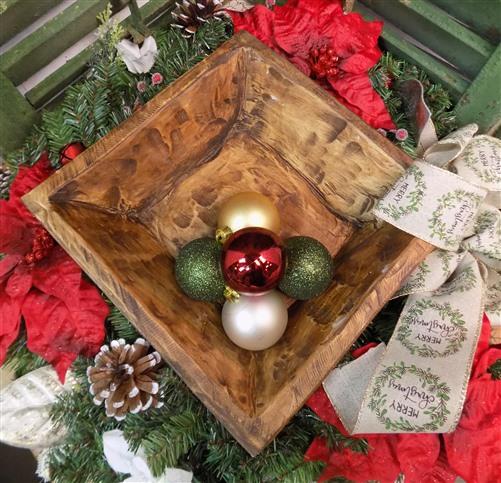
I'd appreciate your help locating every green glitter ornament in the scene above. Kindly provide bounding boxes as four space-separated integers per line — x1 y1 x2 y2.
175 237 225 302
279 236 333 300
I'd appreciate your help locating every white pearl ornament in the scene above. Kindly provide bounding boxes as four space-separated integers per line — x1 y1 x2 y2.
222 290 288 351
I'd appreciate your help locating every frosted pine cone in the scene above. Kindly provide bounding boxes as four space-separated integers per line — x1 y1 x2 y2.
172 0 226 37
87 338 163 420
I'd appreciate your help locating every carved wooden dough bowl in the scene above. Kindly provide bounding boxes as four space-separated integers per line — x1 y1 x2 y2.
23 32 433 455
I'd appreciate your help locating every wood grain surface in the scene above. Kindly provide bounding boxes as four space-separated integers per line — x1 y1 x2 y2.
23 32 433 455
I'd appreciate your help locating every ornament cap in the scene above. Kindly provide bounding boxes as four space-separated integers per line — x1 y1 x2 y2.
224 285 240 302
216 226 233 244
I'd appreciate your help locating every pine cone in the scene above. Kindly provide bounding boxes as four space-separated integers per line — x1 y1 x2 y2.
0 164 12 198
172 0 226 37
87 338 163 420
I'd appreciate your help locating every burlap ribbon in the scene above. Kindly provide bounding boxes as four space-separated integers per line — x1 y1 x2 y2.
324 124 500 434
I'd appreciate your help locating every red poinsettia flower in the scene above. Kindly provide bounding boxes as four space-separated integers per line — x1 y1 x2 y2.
305 317 500 483
229 0 395 129
0 153 108 381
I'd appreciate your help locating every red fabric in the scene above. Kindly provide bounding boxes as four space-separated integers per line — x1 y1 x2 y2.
307 386 351 436
229 0 395 129
0 154 107 381
305 321 501 482
351 341 378 359
443 315 501 483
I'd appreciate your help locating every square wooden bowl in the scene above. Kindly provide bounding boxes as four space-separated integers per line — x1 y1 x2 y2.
24 32 432 455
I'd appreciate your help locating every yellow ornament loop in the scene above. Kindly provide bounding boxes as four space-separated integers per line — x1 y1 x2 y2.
215 226 233 245
223 286 240 303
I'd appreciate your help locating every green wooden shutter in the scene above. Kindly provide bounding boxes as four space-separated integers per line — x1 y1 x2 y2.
355 0 501 135
0 0 175 156
1 0 500 156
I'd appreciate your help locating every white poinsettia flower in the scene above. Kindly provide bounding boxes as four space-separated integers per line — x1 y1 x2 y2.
103 430 193 483
116 36 158 74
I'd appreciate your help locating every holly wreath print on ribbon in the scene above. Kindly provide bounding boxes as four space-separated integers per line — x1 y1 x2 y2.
394 254 483 365
375 163 427 222
375 160 486 251
354 252 485 433
428 189 485 250
455 135 501 189
368 362 451 432
323 124 500 435
396 298 467 359
394 250 464 297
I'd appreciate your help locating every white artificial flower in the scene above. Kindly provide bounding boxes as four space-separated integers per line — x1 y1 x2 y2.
116 36 158 74
103 430 193 483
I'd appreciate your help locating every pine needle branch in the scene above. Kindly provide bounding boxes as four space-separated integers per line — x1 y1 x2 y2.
369 52 456 157
2 10 462 483
488 359 501 379
4 329 47 378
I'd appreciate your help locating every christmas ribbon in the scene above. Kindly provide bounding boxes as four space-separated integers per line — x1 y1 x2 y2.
324 124 500 434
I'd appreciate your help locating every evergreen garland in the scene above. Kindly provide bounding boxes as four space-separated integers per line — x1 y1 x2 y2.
1 6 466 483
48 346 363 483
4 330 47 378
369 52 456 157
5 14 232 173
488 359 501 380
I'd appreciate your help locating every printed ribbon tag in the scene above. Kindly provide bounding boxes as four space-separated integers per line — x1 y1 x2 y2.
452 136 501 193
374 160 486 251
326 254 484 433
324 124 501 434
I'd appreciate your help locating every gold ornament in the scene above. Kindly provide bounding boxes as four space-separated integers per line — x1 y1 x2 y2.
217 192 281 234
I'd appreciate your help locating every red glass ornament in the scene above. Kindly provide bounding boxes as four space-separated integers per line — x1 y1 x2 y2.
222 227 284 294
60 142 86 165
